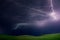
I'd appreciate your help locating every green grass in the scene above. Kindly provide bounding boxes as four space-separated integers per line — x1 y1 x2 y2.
0 33 60 40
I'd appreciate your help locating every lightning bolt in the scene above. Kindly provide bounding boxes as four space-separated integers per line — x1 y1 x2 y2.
49 0 58 21
50 0 54 12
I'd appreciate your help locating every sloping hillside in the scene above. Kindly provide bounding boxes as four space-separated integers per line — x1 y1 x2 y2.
0 33 60 40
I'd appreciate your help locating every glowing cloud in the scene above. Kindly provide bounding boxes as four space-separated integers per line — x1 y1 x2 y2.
49 0 59 21
49 12 58 21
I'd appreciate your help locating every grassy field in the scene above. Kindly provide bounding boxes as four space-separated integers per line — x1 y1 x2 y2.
0 33 60 40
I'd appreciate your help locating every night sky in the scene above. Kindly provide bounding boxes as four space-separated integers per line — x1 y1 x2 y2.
0 0 60 36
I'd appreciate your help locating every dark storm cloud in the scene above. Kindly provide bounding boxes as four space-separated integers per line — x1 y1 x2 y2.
0 0 29 33
0 0 48 28
0 0 60 36
0 0 49 34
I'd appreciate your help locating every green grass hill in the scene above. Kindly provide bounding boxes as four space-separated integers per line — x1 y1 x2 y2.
0 33 60 40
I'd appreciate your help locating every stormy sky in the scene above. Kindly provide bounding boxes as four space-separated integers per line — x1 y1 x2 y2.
0 0 60 36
